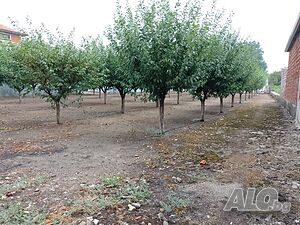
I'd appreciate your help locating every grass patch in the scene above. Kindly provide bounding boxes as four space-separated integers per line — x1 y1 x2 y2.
160 192 191 213
0 203 45 225
0 174 51 224
32 175 49 186
0 176 29 197
118 180 151 202
0 174 50 199
102 175 122 188
70 176 151 217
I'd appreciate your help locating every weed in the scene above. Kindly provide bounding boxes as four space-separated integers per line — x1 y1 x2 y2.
102 176 121 188
160 192 190 213
0 176 28 197
33 175 49 186
96 195 120 208
70 177 151 217
52 218 63 225
119 180 151 202
0 203 45 225
71 198 98 215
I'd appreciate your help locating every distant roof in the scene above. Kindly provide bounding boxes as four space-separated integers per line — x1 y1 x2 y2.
285 13 300 52
0 24 26 37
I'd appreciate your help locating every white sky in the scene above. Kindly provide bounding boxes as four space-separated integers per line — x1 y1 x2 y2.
1 0 299 73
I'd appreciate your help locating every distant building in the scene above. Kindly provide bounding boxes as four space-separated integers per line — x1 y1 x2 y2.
0 24 26 43
285 13 300 125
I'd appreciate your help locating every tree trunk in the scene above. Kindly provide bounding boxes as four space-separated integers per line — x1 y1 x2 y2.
159 96 165 134
245 92 247 101
220 97 224 113
231 94 235 107
93 89 95 95
32 85 36 98
134 90 137 102
200 99 205 122
103 90 107 104
18 92 22 104
55 101 61 124
248 92 251 99
120 92 126 114
99 87 101 99
156 100 159 108
239 93 242 104
177 91 180 105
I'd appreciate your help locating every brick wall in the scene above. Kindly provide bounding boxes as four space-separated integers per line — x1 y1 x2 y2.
10 34 21 43
285 34 300 106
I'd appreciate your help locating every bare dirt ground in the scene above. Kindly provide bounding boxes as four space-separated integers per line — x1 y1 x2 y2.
0 93 299 225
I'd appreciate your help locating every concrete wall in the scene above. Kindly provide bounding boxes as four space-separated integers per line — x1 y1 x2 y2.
281 68 287 97
0 84 18 97
0 85 35 97
270 91 296 118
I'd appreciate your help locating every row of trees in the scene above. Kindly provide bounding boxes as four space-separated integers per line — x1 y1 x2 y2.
0 0 267 133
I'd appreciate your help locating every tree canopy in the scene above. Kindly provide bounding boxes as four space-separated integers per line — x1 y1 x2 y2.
0 0 268 132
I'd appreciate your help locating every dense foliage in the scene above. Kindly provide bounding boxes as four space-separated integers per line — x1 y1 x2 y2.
269 71 281 86
0 0 267 132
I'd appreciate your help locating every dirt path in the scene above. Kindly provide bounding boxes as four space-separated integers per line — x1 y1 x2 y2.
1 93 299 224
138 94 300 225
0 92 237 182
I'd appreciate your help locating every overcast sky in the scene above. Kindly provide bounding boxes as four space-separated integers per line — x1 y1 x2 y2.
1 0 299 73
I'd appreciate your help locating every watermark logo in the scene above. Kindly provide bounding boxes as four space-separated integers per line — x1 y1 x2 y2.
224 188 291 213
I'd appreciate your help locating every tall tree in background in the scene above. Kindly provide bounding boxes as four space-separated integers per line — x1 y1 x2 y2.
269 71 281 86
105 0 141 113
138 0 193 134
0 3 268 129
0 43 33 103
243 41 268 96
213 32 242 109
189 3 232 121
81 37 106 101
269 70 281 93
22 28 88 124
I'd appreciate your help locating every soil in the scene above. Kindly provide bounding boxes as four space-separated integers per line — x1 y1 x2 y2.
0 92 299 225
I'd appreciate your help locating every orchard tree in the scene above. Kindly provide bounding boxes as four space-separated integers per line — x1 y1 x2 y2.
0 43 32 103
242 41 268 97
230 42 251 104
189 33 222 120
138 0 192 133
105 1 141 113
228 41 259 104
172 76 188 105
187 0 233 121
208 32 233 114
188 33 211 122
23 29 89 124
81 37 106 101
0 44 8 86
189 31 227 120
103 46 132 113
212 32 242 110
